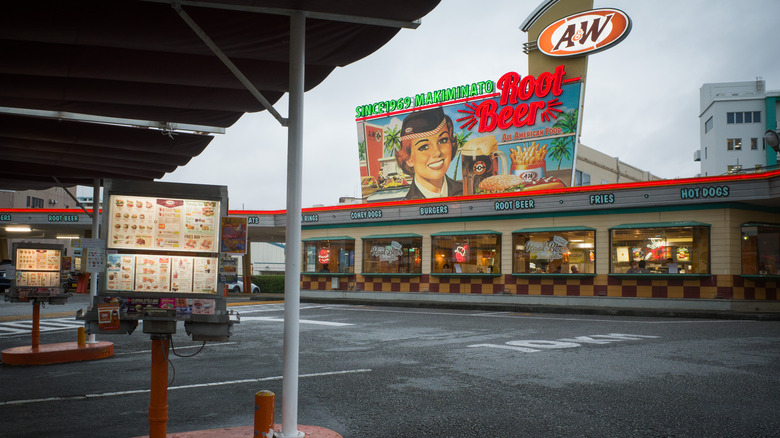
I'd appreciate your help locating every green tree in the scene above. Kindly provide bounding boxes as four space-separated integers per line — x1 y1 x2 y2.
383 125 401 156
548 109 578 170
553 108 578 134
548 136 572 170
358 140 367 162
451 130 473 180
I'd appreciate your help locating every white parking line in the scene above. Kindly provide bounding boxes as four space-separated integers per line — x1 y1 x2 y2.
240 316 353 326
0 368 372 407
238 304 327 314
323 305 753 324
114 342 238 356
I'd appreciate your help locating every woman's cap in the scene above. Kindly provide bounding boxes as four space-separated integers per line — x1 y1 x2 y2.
401 107 448 142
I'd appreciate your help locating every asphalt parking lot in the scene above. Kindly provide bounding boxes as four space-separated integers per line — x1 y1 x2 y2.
2 294 779 437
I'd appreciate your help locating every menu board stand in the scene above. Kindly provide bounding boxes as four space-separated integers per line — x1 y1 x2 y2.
1 243 114 366
76 179 240 436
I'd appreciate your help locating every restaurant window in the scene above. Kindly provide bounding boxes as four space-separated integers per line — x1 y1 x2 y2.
431 231 500 274
513 228 595 274
302 237 355 274
610 223 710 274
741 224 780 276
362 234 422 274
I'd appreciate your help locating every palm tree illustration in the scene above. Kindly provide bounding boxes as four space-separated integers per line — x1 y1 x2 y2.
383 125 401 157
548 109 578 170
358 140 367 162
451 131 473 180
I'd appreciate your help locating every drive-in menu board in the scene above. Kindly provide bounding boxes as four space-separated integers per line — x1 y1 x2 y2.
14 248 62 287
106 253 217 294
109 195 219 252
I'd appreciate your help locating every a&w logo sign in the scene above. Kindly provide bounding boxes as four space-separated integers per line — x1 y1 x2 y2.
537 8 631 58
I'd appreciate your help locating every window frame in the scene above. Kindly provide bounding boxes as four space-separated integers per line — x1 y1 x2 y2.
740 223 780 277
430 231 502 276
609 222 711 277
704 116 713 133
301 236 356 276
361 234 423 276
511 227 596 277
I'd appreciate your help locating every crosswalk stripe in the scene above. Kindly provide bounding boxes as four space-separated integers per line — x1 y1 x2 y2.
0 317 83 337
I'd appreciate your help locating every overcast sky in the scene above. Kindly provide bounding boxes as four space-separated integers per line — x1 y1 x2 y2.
157 0 780 211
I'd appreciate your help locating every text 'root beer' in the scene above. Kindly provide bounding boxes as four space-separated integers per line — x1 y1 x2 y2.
462 65 568 133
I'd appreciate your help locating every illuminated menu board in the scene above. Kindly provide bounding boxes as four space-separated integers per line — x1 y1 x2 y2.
14 248 62 287
106 253 217 294
108 195 219 252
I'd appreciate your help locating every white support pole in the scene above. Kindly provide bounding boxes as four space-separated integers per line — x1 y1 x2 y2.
87 178 100 344
280 11 305 438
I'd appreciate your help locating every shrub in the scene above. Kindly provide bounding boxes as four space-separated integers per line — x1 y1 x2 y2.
252 274 284 293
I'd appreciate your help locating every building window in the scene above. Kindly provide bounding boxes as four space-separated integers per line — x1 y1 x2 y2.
26 196 44 208
362 234 422 274
431 232 500 274
727 164 742 174
512 228 595 274
704 116 713 133
705 147 708 159
302 237 354 274
727 111 761 124
574 170 591 186
751 138 758 150
741 224 780 276
610 223 710 274
727 138 741 151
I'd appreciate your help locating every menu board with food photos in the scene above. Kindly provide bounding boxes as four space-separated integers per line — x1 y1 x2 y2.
105 253 216 294
16 248 61 271
108 195 219 253
14 247 62 288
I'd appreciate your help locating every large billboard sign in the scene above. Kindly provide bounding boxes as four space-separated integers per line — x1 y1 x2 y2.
537 8 632 58
356 65 582 202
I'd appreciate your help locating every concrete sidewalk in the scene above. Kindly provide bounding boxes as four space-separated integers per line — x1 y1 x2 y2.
245 290 780 321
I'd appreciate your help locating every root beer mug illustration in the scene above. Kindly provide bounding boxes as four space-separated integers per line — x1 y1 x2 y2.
461 136 509 195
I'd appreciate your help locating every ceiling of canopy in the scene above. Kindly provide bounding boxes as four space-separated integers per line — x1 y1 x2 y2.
0 0 440 190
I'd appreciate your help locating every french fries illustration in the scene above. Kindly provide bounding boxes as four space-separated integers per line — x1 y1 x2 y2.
509 141 548 165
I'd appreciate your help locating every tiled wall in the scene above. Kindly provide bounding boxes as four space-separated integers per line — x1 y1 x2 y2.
301 274 778 300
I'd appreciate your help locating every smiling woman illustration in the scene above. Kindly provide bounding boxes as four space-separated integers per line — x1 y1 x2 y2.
395 107 462 200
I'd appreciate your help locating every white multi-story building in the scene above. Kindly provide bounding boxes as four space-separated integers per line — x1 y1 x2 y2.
697 79 780 176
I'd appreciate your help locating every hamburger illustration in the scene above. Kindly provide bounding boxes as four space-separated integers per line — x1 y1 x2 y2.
477 174 525 194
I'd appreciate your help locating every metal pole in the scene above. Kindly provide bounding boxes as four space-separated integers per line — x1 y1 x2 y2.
280 10 305 438
31 301 40 349
87 178 100 344
149 336 170 438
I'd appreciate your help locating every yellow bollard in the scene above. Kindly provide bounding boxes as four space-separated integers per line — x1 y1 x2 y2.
254 390 275 438
77 327 86 346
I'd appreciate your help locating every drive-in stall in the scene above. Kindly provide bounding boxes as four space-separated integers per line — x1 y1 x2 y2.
77 179 239 436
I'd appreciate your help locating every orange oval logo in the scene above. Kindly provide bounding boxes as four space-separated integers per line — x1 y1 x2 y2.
537 8 631 57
